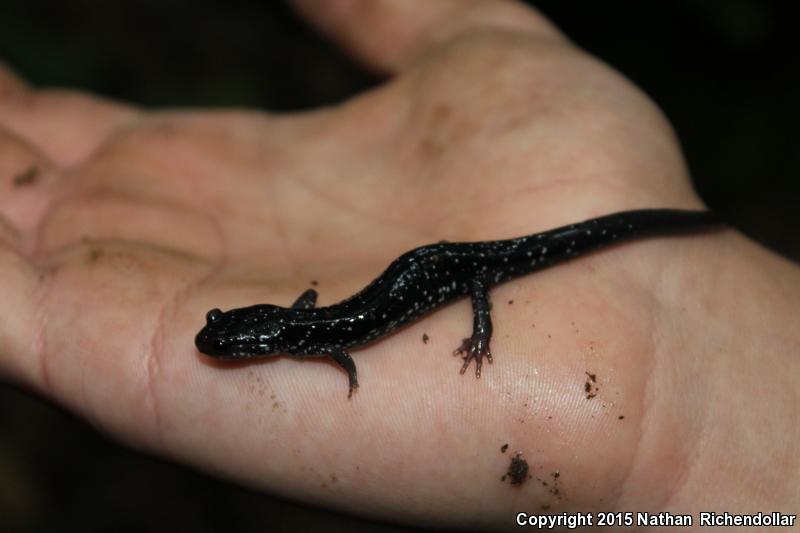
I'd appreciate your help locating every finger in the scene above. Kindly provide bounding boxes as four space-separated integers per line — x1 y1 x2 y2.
0 62 140 168
290 0 565 73
0 129 57 238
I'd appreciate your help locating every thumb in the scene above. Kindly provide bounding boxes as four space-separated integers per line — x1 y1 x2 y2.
290 0 564 73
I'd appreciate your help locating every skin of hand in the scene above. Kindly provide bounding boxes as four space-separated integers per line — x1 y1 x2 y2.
0 0 798 529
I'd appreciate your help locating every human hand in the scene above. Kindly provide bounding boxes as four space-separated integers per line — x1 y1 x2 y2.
1 0 797 529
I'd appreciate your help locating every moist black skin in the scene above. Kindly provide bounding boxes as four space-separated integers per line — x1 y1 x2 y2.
195 209 722 397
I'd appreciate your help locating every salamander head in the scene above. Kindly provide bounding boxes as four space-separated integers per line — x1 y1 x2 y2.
195 305 288 359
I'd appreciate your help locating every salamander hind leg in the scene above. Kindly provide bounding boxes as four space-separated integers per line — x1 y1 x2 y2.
454 336 493 377
291 289 318 309
326 347 359 398
453 277 493 378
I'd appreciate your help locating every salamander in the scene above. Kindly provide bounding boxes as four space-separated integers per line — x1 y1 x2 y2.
195 209 721 397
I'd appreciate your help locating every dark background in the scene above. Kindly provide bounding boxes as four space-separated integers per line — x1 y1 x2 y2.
1 1 797 531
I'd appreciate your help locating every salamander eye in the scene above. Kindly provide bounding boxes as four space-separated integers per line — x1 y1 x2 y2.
206 308 223 324
259 321 282 339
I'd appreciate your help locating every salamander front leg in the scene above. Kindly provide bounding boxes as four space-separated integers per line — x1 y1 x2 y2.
327 347 359 398
291 289 318 309
453 277 493 377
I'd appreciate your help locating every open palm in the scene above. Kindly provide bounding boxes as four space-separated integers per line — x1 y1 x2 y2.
1 1 797 529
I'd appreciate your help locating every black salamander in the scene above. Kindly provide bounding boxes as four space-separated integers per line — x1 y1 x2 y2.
195 209 721 397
